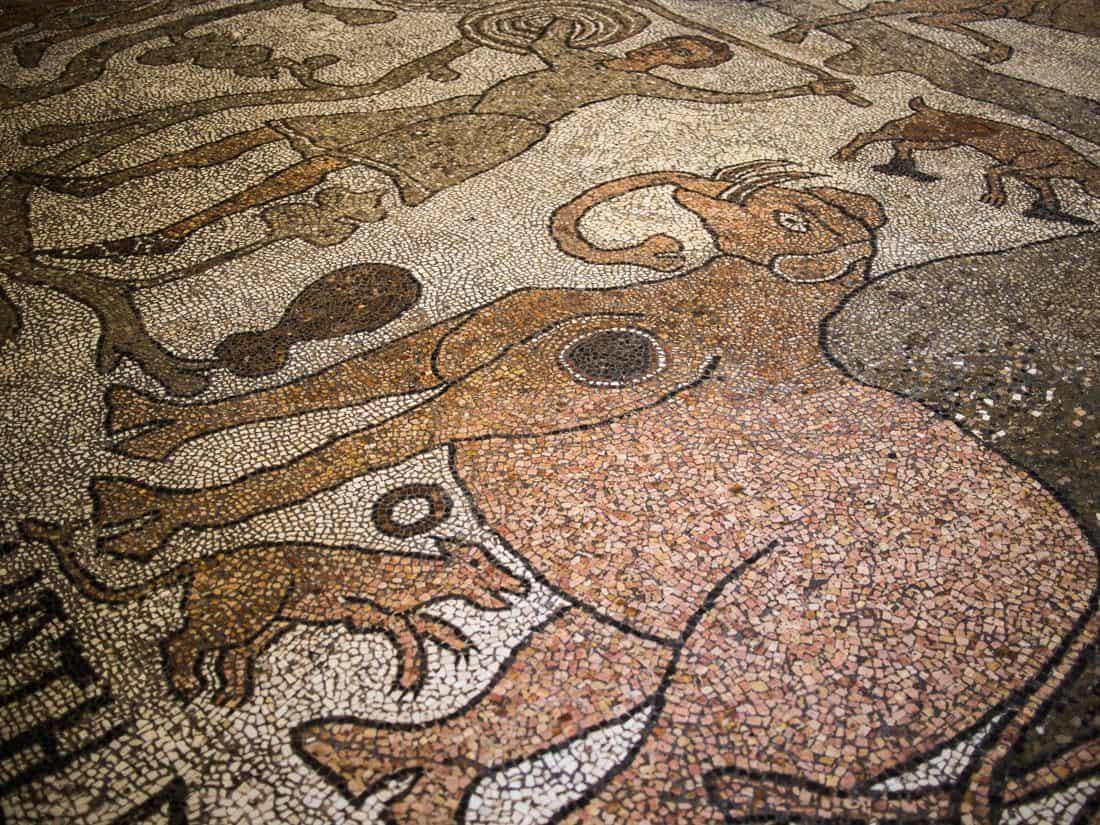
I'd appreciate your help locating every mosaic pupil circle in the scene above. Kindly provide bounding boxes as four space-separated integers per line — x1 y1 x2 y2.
560 327 663 387
371 483 453 537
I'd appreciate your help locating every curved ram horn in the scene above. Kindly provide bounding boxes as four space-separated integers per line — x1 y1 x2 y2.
713 159 793 181
723 170 824 204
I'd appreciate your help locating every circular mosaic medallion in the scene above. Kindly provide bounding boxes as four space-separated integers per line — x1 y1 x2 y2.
371 483 453 537
458 1 648 54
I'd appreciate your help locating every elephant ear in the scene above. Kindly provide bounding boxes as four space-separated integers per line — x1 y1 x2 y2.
0 284 22 345
809 186 888 230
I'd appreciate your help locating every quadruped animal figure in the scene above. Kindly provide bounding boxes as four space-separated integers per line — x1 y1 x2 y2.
835 97 1100 225
21 520 526 708
88 162 1097 822
772 0 1100 65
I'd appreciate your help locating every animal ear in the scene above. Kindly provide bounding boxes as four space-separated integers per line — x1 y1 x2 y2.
808 187 887 230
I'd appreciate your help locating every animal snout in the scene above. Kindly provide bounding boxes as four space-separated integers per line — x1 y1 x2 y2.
768 240 873 283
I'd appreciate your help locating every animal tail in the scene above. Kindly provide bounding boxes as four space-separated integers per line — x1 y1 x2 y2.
20 519 189 605
908 96 928 112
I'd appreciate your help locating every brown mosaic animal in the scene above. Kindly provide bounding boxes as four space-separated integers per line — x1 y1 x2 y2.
834 96 1100 224
91 163 1098 822
772 0 1100 64
20 520 526 708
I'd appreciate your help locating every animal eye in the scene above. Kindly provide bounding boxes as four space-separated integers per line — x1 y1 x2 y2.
775 211 809 233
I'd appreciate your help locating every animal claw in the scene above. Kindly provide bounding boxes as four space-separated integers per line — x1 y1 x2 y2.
1022 203 1093 226
975 48 1011 64
91 476 179 560
772 26 809 43
212 686 249 710
394 664 426 697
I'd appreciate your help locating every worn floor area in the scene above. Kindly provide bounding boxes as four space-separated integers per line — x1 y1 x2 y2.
1 1 1099 822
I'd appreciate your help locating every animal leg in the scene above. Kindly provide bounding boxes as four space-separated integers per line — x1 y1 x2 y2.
409 613 471 655
354 606 426 693
163 625 208 703
910 11 1013 63
1017 173 1094 226
213 622 291 709
871 140 946 181
161 155 354 241
959 605 1100 825
293 608 673 822
1025 175 1062 212
95 276 653 552
771 0 917 43
283 592 427 693
42 155 354 261
15 127 283 197
980 164 1011 207
104 308 459 460
91 403 441 560
832 130 888 162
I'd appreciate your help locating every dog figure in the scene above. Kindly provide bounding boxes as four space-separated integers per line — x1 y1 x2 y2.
835 96 1100 224
21 521 526 708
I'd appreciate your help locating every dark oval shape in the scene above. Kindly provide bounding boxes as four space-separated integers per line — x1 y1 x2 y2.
560 327 664 387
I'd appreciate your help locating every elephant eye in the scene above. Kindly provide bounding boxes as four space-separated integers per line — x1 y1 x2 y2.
775 210 810 233
560 327 666 388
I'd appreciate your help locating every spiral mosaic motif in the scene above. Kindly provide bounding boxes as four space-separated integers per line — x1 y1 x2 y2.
458 0 649 54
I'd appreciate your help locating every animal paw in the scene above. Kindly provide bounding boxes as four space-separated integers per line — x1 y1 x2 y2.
772 26 810 43
395 660 426 696
212 683 251 710
980 190 1006 208
91 476 179 559
975 46 1012 64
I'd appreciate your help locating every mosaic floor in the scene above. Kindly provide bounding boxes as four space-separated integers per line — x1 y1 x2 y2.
1 1 1099 822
